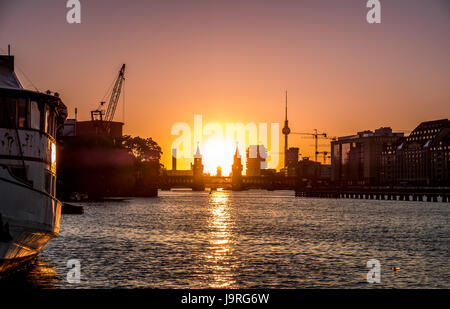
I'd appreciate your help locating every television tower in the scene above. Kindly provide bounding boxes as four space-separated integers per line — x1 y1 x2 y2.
282 91 291 168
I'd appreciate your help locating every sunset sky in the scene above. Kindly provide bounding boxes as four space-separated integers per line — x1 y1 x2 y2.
1 0 449 172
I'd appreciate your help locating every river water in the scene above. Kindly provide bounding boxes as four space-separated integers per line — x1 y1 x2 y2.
5 190 450 288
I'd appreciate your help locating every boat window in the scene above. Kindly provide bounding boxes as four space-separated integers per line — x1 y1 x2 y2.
39 102 45 132
17 98 28 128
44 105 50 134
30 100 40 130
0 96 4 126
50 112 56 136
45 108 57 137
44 171 52 195
1 97 17 128
52 175 56 196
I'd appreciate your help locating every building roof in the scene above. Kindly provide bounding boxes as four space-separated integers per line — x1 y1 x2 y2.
384 119 450 152
194 143 202 159
336 127 403 142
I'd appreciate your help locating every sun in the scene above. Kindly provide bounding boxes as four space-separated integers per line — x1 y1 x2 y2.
202 138 235 176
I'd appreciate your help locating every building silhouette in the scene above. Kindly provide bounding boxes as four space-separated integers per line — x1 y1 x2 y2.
72 120 123 140
331 120 450 187
246 145 267 176
285 147 299 176
172 148 177 171
297 157 320 180
192 143 204 191
331 127 404 185
231 145 243 190
381 119 450 186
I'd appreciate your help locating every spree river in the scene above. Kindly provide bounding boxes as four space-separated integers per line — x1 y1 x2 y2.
5 190 450 288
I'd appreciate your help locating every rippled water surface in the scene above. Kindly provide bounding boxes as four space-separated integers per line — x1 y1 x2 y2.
7 190 450 288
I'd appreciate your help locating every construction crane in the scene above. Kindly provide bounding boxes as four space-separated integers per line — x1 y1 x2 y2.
316 151 331 164
291 129 328 162
91 64 126 131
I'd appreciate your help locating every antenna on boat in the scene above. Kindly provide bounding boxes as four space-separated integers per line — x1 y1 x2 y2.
8 44 10 56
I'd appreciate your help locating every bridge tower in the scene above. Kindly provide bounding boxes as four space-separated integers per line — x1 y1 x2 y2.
231 145 243 191
192 143 205 191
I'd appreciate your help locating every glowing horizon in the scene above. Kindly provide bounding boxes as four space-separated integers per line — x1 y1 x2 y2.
202 138 235 176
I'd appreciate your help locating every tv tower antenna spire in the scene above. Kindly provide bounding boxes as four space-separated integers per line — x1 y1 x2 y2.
282 90 291 168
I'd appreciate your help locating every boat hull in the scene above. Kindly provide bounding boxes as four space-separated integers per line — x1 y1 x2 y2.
0 166 61 275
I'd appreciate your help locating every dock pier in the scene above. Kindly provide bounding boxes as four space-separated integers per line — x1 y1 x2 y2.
295 187 450 202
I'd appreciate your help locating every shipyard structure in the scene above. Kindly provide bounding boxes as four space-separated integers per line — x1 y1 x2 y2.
57 65 160 200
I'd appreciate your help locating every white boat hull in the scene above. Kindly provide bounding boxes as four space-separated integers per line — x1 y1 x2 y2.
0 166 61 274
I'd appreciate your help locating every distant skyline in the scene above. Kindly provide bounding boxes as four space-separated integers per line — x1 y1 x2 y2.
1 0 449 170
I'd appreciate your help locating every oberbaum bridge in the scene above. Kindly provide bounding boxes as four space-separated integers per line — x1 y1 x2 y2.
160 144 298 192
159 104 450 203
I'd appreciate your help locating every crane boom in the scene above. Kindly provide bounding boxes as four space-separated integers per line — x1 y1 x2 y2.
105 64 125 123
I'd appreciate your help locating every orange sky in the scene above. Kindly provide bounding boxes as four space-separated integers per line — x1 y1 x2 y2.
1 0 449 171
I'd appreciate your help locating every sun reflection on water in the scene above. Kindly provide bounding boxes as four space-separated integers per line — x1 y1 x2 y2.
206 190 235 288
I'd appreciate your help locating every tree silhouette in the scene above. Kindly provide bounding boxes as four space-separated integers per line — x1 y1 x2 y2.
119 135 162 162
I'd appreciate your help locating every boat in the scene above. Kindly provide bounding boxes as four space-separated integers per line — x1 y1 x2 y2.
0 50 67 275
